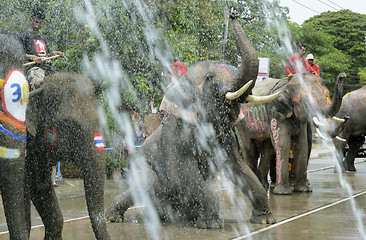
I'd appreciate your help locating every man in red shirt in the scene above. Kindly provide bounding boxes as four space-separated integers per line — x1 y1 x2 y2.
285 45 317 77
306 54 320 76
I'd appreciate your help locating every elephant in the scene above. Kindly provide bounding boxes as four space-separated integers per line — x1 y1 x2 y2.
333 86 366 172
25 72 110 239
236 73 346 195
105 11 277 228
0 34 30 239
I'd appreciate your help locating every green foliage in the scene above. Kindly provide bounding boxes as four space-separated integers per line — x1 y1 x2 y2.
4 0 366 137
359 67 366 85
302 10 366 85
105 151 129 178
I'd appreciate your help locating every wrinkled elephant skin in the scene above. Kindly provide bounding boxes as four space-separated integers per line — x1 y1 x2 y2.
0 34 29 239
106 15 276 227
237 73 345 195
25 72 110 239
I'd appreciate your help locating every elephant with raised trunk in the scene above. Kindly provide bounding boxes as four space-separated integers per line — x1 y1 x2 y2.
25 72 110 239
106 12 277 228
333 86 366 172
0 34 29 239
237 73 346 195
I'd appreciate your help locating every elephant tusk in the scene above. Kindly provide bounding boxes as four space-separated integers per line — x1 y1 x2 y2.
315 127 331 141
332 116 345 123
335 136 346 142
312 116 325 127
245 91 280 103
225 80 253 100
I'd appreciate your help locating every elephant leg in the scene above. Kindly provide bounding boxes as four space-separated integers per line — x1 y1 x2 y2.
269 156 276 184
227 150 276 224
292 133 312 192
27 161 63 240
79 149 110 240
344 136 364 172
0 158 29 240
333 134 348 173
105 190 133 223
244 140 260 172
237 127 259 172
306 123 312 166
257 140 275 189
271 125 291 195
105 159 154 223
182 158 222 229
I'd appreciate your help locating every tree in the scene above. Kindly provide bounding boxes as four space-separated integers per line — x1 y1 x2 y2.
1 0 291 111
302 10 366 85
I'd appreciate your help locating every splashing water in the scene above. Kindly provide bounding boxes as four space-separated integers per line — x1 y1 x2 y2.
67 0 365 239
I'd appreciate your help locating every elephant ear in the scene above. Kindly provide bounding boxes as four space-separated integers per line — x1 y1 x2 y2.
272 91 294 119
26 88 44 136
163 75 196 111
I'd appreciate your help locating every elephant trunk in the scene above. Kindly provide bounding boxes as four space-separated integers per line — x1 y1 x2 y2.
324 73 346 117
0 34 24 79
328 115 349 138
229 18 259 101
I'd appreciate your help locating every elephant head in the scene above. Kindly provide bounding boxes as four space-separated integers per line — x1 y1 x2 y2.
0 34 29 239
265 73 346 132
289 73 344 117
162 11 279 131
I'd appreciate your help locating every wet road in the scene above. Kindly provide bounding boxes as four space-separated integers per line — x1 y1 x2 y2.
0 144 366 239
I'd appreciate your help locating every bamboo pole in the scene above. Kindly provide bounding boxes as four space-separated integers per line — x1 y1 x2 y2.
23 55 60 67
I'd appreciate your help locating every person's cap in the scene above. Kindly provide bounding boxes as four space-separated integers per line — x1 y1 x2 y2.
31 7 46 20
306 54 314 60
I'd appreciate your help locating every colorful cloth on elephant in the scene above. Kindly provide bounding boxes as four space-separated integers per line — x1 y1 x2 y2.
94 132 105 152
0 124 26 141
0 146 20 159
44 129 58 147
285 54 315 76
2 69 28 124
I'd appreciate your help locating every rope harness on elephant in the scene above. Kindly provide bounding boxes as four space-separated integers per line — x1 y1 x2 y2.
268 78 289 95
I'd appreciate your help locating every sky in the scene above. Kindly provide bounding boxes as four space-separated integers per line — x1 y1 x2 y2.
278 0 366 24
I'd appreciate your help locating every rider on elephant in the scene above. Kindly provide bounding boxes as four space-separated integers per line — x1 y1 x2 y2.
19 6 64 91
285 44 318 78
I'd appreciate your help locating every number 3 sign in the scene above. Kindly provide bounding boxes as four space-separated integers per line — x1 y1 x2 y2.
2 69 29 123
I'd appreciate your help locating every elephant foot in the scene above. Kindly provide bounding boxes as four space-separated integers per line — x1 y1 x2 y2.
293 183 312 193
195 217 223 229
250 209 276 224
105 191 133 223
260 178 269 189
273 184 292 195
343 162 357 172
289 177 296 188
105 208 124 223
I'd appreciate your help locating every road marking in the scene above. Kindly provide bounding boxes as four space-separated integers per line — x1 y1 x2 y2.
307 159 366 173
0 162 365 236
0 205 146 235
230 190 366 240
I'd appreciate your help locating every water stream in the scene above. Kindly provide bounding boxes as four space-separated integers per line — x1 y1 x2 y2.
72 0 365 239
